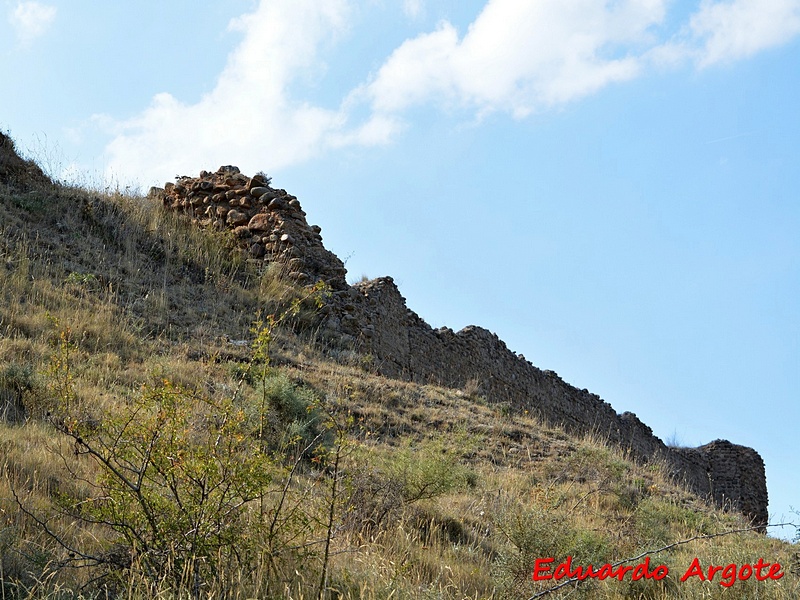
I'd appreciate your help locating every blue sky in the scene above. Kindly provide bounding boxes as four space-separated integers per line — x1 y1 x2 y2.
1 0 798 539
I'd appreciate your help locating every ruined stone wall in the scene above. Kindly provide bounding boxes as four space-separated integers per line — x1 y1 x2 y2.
673 442 768 528
150 167 347 290
157 169 768 527
334 277 768 527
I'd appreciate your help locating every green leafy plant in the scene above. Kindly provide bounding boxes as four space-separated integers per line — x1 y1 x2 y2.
45 379 275 590
13 282 337 595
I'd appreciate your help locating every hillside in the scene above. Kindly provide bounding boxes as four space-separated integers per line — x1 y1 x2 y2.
0 130 797 599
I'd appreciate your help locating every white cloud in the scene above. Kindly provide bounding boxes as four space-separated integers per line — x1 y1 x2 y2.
689 0 800 67
99 0 800 185
9 1 57 46
101 0 397 187
363 0 800 119
364 0 668 119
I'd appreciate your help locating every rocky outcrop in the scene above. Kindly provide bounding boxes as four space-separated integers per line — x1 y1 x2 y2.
157 168 769 527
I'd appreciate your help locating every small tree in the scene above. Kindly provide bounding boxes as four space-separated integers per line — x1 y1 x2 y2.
14 281 341 596
49 380 275 591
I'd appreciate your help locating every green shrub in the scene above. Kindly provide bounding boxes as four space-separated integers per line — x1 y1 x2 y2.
247 370 328 456
391 442 474 504
46 379 276 591
345 441 475 533
490 494 612 599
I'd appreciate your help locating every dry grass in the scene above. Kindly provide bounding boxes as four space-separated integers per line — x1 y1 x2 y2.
0 157 797 599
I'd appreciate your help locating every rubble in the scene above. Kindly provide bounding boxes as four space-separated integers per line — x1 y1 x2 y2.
151 166 347 289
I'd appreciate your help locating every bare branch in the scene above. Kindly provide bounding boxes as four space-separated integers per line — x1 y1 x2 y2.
10 482 105 568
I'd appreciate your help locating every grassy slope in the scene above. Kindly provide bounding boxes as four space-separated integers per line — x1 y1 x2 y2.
0 145 797 599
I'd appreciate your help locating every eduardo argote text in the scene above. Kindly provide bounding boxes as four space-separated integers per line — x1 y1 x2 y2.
532 556 784 588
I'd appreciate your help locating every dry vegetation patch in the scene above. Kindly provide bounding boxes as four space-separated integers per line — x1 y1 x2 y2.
0 145 797 599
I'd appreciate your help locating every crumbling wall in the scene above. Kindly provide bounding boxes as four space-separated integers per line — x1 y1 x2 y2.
150 167 347 289
335 278 663 455
328 277 769 526
157 169 769 527
673 442 769 527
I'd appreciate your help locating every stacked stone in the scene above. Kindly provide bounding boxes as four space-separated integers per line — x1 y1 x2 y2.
149 166 347 289
673 441 768 528
337 276 769 527
148 166 768 528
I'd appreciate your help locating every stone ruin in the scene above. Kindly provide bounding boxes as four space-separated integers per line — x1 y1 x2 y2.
153 167 769 528
149 166 347 290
